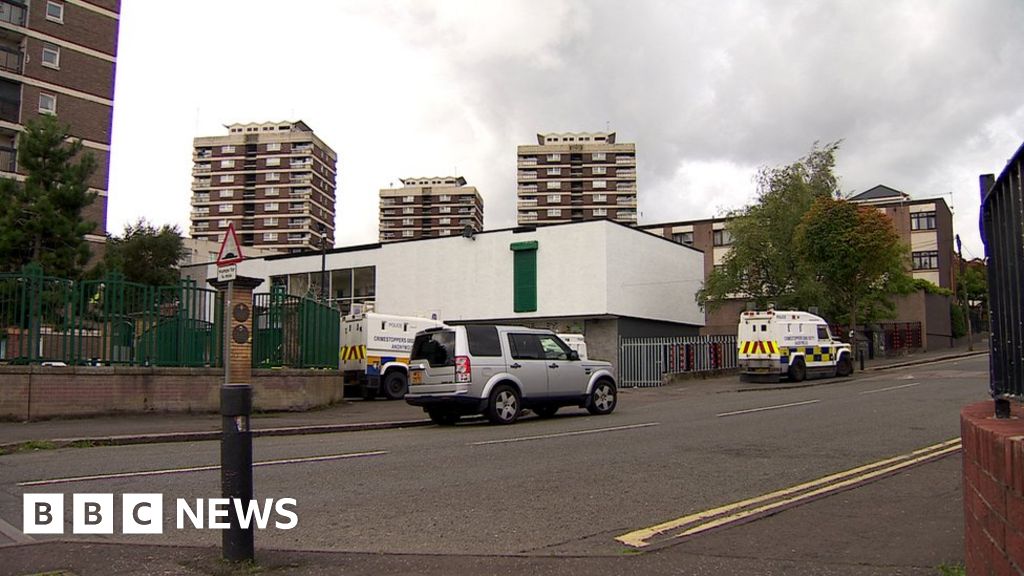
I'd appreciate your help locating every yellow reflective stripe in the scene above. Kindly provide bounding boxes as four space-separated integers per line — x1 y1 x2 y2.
340 345 368 362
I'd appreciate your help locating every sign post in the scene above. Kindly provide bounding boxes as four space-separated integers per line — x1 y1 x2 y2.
213 224 256 562
217 224 244 388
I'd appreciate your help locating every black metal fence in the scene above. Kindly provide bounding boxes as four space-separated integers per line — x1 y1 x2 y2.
980 140 1024 417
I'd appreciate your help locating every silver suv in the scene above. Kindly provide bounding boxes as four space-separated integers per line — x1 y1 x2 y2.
405 325 617 425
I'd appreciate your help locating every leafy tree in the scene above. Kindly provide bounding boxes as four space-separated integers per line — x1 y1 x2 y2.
697 142 840 311
96 219 185 286
958 259 987 307
795 197 912 337
0 114 97 277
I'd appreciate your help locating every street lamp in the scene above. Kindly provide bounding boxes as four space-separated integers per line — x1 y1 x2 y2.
317 223 328 303
956 234 973 351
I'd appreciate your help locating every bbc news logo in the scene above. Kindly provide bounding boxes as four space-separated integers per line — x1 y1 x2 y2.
23 494 298 534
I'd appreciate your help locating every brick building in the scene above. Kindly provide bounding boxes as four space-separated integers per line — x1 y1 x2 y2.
0 0 120 248
516 132 637 226
846 185 955 289
379 176 483 243
642 186 956 346
190 120 337 254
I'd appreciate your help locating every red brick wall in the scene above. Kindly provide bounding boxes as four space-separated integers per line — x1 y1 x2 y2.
0 366 343 420
961 401 1024 575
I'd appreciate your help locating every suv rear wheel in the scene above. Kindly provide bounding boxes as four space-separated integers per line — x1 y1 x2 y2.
486 384 521 425
586 380 617 415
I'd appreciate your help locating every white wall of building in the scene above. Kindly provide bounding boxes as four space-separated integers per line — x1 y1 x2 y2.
230 220 704 327
379 222 612 321
604 224 704 326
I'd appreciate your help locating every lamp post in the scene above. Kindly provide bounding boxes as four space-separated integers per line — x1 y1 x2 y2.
318 223 328 303
956 234 973 351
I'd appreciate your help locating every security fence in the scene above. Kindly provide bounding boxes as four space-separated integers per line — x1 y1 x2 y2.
251 287 339 369
0 264 222 367
981 141 1024 416
879 322 923 356
618 335 737 387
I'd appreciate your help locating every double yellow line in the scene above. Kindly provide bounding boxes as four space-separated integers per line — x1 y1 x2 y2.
615 438 961 548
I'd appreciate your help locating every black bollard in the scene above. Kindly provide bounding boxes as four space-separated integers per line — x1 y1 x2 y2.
995 398 1011 420
221 384 254 562
859 348 864 372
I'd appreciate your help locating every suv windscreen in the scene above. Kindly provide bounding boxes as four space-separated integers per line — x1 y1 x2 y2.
411 330 456 367
465 325 502 356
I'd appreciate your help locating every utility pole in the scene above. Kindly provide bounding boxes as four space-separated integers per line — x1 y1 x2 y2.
318 223 328 303
956 234 973 351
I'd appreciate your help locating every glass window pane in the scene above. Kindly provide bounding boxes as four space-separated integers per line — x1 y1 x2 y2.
288 273 309 296
353 266 375 298
539 335 569 360
332 268 352 299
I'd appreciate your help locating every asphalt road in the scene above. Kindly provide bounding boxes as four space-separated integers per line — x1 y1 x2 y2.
0 355 986 574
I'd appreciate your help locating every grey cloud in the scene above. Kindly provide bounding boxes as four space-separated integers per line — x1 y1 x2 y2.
410 0 1023 246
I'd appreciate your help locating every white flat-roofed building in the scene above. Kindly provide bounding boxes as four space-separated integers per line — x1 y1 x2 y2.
184 220 704 371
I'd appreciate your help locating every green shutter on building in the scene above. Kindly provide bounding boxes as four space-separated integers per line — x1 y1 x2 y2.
510 241 538 313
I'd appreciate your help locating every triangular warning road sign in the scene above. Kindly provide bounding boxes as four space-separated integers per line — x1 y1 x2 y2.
216 223 244 266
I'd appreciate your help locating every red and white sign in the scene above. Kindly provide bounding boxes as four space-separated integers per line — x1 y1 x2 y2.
216 223 244 266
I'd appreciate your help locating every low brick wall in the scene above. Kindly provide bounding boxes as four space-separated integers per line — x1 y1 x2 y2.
961 401 1024 575
0 366 343 420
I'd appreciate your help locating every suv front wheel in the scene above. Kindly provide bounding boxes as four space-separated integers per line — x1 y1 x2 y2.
586 380 617 415
486 384 521 425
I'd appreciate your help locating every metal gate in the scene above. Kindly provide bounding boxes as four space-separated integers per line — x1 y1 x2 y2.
618 335 737 387
981 140 1024 416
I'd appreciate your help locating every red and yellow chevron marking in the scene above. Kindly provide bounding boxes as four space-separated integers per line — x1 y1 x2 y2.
739 340 779 355
339 345 367 362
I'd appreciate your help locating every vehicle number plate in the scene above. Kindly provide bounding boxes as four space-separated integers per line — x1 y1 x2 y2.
410 371 423 384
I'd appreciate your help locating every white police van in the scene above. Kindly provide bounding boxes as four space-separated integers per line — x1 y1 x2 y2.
737 310 853 382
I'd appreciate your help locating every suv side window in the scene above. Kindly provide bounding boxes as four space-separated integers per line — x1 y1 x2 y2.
538 335 570 360
816 325 830 340
410 330 456 367
466 325 502 356
508 333 543 360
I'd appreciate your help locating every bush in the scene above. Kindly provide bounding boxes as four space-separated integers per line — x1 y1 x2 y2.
951 303 966 339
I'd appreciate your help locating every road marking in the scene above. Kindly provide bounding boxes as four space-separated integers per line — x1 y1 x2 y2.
860 382 921 395
0 515 33 544
17 450 388 487
470 422 660 446
716 400 820 418
615 438 961 548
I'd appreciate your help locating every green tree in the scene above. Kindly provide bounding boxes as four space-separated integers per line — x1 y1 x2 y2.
697 142 840 311
795 197 912 336
959 259 987 307
0 114 97 277
97 219 185 286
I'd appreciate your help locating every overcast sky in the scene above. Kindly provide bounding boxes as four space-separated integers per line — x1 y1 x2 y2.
107 0 1024 259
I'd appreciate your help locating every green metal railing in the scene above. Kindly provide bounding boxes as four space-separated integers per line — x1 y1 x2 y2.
0 264 223 367
252 286 339 369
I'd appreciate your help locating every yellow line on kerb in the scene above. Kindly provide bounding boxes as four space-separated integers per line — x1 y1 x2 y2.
615 438 961 548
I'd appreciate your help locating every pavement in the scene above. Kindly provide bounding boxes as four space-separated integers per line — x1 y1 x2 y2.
0 338 989 452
